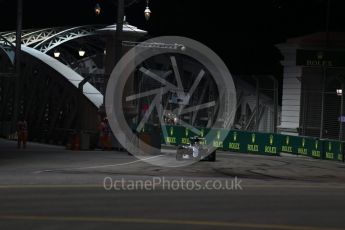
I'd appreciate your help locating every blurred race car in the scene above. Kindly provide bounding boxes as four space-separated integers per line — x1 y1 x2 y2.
176 136 216 162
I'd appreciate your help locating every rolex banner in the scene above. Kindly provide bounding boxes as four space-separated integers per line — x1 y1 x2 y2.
160 125 344 161
322 140 344 162
237 132 281 155
279 135 322 159
161 125 184 145
224 130 247 153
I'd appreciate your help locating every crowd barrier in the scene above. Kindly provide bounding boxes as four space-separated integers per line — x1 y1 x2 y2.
158 125 344 162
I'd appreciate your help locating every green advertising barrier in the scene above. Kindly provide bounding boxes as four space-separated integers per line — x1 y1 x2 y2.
261 133 282 156
179 127 209 145
161 125 211 146
279 135 295 154
161 126 228 149
224 130 247 153
279 135 321 158
309 138 323 159
161 125 184 145
159 125 344 162
180 127 191 145
232 132 281 155
242 132 259 154
206 128 228 150
321 140 344 161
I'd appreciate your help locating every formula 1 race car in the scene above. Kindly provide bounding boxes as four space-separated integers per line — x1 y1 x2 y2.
176 136 216 162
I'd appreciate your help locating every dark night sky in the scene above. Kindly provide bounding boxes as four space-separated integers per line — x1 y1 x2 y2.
0 0 345 76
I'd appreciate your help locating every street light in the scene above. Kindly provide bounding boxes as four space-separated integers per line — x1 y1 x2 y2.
94 0 151 118
53 50 60 58
94 0 151 21
337 80 344 141
95 3 101 15
78 49 86 57
336 89 342 96
144 0 151 20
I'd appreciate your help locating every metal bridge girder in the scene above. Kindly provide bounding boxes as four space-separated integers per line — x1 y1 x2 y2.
21 27 67 47
0 35 16 64
0 29 36 43
33 25 102 53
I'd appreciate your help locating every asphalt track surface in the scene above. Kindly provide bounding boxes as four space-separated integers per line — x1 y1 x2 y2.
1 139 345 230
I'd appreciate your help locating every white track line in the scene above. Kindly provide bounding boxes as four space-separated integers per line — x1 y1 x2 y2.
35 155 164 173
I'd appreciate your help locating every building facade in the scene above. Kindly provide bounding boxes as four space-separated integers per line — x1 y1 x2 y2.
277 32 345 140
